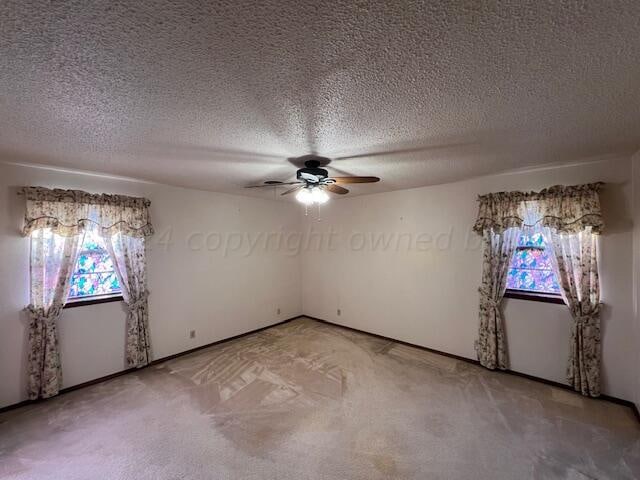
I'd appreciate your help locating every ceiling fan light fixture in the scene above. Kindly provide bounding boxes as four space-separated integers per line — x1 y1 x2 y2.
295 188 314 205
311 187 329 204
296 186 329 205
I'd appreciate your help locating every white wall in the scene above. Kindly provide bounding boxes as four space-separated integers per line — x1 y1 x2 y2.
0 162 302 408
300 156 635 401
1 156 636 408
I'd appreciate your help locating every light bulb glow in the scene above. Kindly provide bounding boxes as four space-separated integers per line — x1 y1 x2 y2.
295 188 314 205
296 187 329 205
311 188 329 204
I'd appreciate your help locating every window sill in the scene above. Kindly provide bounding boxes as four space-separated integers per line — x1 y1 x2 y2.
504 289 565 305
64 294 124 309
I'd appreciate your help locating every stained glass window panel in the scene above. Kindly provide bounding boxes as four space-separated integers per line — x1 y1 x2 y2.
517 231 546 248
506 230 561 294
510 248 554 270
68 230 121 300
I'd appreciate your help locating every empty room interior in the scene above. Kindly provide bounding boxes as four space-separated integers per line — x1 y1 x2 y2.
2 1 640 479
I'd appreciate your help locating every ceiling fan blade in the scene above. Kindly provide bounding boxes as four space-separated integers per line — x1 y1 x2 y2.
281 185 304 196
325 184 349 195
331 176 380 184
245 181 302 188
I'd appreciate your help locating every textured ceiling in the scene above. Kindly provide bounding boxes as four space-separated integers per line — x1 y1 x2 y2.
1 1 639 199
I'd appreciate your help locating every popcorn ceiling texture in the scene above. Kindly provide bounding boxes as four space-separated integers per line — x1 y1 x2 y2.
1 1 639 197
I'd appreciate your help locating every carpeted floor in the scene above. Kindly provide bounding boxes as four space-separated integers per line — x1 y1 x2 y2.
1 317 639 479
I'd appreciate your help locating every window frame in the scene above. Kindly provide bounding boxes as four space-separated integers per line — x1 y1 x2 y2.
503 288 564 305
64 293 124 309
505 233 564 304
65 230 123 307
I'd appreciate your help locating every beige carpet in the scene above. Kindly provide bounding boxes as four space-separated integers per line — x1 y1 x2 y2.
1 317 639 479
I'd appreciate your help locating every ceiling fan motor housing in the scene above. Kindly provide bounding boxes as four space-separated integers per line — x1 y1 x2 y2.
297 159 329 181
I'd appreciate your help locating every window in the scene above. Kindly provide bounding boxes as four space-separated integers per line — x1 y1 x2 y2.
67 230 122 304
506 230 562 301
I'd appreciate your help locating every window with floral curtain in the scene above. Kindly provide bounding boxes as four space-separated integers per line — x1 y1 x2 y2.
21 187 154 400
473 183 604 397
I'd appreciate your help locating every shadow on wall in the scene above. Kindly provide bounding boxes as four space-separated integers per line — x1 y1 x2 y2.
600 302 612 390
6 186 31 399
8 185 26 236
600 181 632 234
597 181 632 393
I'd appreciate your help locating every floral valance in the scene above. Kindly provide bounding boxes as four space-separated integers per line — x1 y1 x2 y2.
473 182 604 235
21 187 154 238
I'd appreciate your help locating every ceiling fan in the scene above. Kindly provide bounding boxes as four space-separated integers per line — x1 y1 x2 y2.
245 155 380 205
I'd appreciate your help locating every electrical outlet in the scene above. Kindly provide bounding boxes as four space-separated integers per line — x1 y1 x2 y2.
277 307 281 315
337 308 341 316
189 330 196 339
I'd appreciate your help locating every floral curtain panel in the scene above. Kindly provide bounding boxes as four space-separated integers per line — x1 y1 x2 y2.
544 227 601 396
473 183 604 397
26 229 84 399
21 187 154 399
105 233 151 368
476 227 520 370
